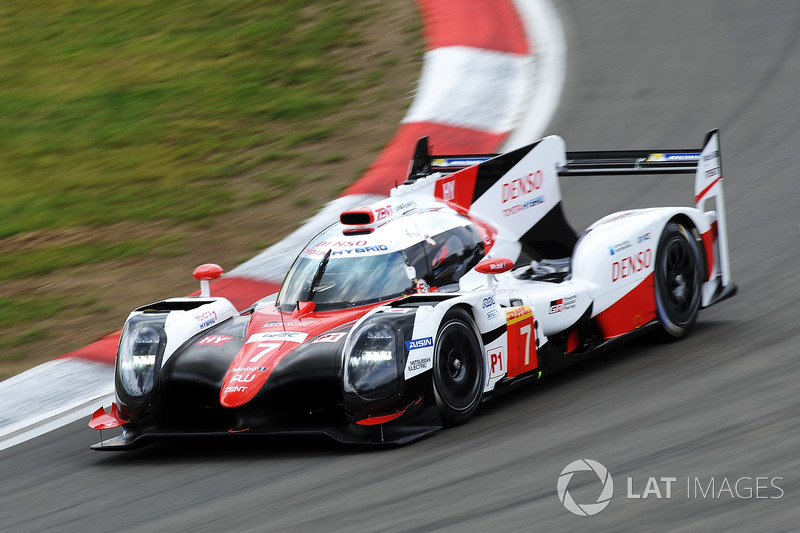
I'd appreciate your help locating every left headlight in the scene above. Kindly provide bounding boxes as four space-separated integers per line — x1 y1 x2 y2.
115 315 167 410
343 320 405 404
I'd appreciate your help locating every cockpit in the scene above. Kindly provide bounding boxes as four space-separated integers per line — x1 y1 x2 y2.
276 207 485 311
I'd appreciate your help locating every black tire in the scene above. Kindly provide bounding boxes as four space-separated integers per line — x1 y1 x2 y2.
654 222 702 340
432 307 484 427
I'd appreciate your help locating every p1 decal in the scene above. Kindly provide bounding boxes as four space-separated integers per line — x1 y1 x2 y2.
488 347 505 379
504 306 537 377
313 332 346 343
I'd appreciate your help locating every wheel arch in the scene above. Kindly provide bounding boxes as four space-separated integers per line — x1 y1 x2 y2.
664 213 708 283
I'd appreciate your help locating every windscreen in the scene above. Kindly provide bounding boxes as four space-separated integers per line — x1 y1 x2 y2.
278 251 415 310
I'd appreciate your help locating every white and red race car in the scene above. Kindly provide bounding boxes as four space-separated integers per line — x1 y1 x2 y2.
90 130 735 448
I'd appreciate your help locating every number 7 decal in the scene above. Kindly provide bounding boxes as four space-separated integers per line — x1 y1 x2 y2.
249 343 280 363
504 306 537 378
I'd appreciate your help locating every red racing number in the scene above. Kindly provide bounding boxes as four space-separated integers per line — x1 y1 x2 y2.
504 306 537 378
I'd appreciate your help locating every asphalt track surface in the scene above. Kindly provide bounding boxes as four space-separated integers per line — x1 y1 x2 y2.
2 2 799 531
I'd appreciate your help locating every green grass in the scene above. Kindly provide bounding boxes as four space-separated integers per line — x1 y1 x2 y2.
0 237 184 281
0 0 384 239
0 0 420 371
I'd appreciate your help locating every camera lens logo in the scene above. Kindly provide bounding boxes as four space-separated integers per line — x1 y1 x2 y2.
557 459 614 516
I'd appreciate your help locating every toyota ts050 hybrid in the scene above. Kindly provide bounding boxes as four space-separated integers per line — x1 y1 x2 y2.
89 130 736 449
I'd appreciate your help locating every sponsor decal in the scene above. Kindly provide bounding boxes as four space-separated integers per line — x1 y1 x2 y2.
549 295 577 314
486 309 500 320
223 386 247 394
407 357 431 372
637 232 651 243
502 195 545 218
611 249 653 282
230 373 256 383
608 240 631 256
313 332 346 343
374 205 392 222
432 157 490 167
501 170 543 203
703 150 719 162
330 245 389 256
646 152 700 162
405 337 433 350
316 240 368 247
442 180 456 202
482 296 496 308
246 331 307 343
705 166 720 178
231 366 268 373
263 319 316 328
504 306 533 325
196 335 233 346
380 308 413 314
195 310 217 329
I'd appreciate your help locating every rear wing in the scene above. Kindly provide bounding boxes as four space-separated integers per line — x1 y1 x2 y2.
559 130 731 288
406 130 732 289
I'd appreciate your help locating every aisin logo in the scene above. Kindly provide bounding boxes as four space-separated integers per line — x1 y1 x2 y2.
557 459 614 516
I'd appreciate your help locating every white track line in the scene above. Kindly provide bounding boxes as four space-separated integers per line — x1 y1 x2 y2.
504 0 567 150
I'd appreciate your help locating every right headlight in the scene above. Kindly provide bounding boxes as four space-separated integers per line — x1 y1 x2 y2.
115 314 167 410
343 320 405 404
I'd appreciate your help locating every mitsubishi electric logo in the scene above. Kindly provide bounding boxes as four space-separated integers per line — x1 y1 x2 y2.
557 459 614 516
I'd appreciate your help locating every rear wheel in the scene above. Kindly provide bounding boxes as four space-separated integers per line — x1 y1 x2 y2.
432 307 484 427
654 222 702 340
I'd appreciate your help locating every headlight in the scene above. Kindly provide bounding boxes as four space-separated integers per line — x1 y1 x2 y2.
115 315 167 410
344 321 404 403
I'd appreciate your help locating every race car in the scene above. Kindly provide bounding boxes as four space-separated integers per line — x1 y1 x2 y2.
89 130 736 449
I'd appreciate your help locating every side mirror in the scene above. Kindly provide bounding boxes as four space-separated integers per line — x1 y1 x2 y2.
475 257 514 274
475 257 513 291
193 263 224 297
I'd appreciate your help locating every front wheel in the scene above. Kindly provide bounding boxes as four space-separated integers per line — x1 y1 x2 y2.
654 222 702 340
432 307 484 427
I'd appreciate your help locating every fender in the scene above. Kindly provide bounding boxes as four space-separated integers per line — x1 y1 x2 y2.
574 207 712 312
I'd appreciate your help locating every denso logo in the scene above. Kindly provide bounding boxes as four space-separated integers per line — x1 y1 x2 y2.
406 337 433 350
482 296 496 308
502 170 543 203
612 249 653 282
316 240 368 247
